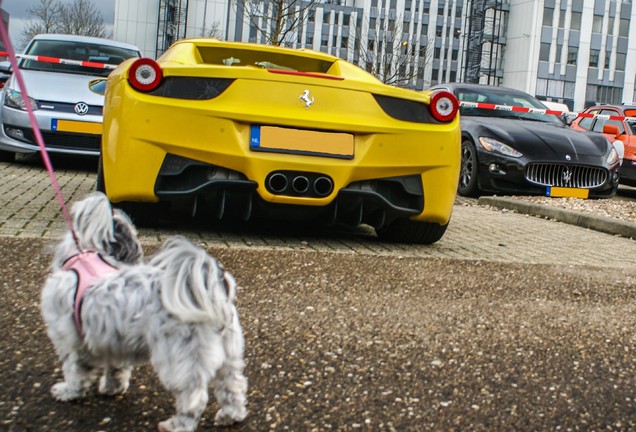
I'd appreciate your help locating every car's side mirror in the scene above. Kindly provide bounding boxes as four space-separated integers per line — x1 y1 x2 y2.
0 61 12 74
603 123 621 139
89 78 107 96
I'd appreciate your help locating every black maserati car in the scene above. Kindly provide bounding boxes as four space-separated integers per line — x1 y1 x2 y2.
432 83 621 198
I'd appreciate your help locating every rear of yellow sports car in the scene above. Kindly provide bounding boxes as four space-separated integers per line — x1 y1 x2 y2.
100 39 461 243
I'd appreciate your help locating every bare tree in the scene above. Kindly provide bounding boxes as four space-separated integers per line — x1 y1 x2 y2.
20 0 108 46
234 0 318 46
204 21 224 39
20 0 60 47
57 0 108 38
350 14 434 88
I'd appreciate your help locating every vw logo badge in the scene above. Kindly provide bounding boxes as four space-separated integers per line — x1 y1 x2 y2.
74 102 89 115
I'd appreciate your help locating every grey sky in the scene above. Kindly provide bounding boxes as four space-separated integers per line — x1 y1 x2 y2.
1 0 115 49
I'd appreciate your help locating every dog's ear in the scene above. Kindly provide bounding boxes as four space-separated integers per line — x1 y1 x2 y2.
109 209 144 264
219 264 237 301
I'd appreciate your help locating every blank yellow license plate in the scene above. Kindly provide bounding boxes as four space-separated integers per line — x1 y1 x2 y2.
547 186 589 199
51 119 102 135
250 125 354 159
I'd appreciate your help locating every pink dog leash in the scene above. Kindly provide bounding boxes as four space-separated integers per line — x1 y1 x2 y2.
0 11 80 248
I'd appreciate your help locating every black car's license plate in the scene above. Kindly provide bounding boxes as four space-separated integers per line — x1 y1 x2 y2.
546 186 589 198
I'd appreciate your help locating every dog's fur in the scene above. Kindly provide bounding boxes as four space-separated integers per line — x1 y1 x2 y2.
41 192 248 431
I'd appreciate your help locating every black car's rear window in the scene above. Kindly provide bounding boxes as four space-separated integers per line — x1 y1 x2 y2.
21 39 140 77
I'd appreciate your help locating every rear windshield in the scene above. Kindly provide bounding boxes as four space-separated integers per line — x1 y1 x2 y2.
21 39 140 77
197 46 334 74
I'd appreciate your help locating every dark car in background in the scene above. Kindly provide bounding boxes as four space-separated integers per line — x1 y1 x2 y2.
569 104 636 187
432 83 621 199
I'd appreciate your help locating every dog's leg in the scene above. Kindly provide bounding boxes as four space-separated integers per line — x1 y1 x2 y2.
212 307 248 426
98 366 132 396
51 352 98 401
157 386 209 432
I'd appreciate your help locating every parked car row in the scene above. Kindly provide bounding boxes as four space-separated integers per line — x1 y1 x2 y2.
0 34 462 244
0 33 630 246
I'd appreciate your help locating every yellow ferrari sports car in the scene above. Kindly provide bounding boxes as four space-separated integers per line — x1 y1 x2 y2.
98 39 461 244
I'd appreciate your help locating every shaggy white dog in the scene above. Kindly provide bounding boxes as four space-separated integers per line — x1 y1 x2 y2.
41 192 248 431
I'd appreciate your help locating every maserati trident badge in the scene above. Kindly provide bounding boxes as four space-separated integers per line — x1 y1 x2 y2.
299 90 314 109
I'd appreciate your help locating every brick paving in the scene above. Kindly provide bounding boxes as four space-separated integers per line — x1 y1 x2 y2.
1 157 635 268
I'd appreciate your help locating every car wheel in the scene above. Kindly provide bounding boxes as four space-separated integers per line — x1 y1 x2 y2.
95 156 105 193
0 150 15 162
376 219 449 244
116 202 159 228
458 139 479 197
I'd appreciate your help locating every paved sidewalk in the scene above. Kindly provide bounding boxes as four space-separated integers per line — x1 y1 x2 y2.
1 159 635 269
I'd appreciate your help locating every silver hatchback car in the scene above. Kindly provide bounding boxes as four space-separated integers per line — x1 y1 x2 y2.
0 34 141 162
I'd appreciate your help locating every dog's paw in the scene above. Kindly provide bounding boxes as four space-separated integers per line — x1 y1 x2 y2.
214 407 247 426
98 375 130 396
157 417 196 432
51 382 83 401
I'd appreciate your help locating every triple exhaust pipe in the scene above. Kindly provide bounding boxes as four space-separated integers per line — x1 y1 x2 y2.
266 171 334 198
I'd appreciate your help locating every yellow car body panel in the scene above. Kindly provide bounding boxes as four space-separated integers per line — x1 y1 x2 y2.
102 39 461 239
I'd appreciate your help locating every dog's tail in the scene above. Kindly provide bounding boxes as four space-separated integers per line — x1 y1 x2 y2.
150 236 236 325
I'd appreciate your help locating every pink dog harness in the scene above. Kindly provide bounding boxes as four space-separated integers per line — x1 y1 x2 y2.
62 251 118 335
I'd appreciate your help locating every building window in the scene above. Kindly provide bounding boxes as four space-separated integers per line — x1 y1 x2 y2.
567 46 578 65
570 11 581 30
543 7 554 27
558 10 566 28
539 43 550 62
616 53 626 71
592 15 603 33
555 45 562 63
596 85 622 105
589 49 599 67
607 16 614 34
619 19 629 37
343 14 350 26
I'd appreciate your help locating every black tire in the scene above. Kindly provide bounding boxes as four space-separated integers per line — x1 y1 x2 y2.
95 156 106 193
458 139 480 197
116 202 160 228
376 218 449 244
0 150 15 163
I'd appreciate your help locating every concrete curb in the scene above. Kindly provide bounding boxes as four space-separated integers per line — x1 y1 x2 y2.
478 196 636 240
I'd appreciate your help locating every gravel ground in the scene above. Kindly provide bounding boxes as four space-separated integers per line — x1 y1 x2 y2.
463 187 636 225
500 197 636 223
2 237 636 431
